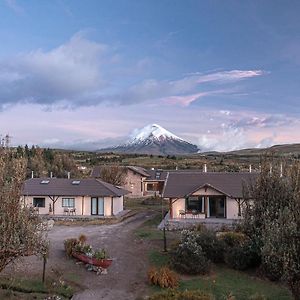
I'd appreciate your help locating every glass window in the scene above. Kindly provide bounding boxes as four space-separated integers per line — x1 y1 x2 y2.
33 197 45 208
62 198 75 208
186 196 202 212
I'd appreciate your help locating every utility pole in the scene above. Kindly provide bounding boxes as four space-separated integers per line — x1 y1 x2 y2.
161 195 167 252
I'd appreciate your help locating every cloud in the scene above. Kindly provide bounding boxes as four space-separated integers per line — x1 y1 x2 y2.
0 33 108 107
0 33 266 109
197 70 264 84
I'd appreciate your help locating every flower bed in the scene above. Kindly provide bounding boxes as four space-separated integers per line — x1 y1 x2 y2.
64 235 112 271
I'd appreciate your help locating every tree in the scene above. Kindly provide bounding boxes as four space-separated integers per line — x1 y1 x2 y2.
0 146 47 272
243 160 300 299
100 165 127 185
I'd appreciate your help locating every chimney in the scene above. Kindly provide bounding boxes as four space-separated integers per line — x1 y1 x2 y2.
203 164 207 173
249 165 252 173
31 171 34 178
50 172 53 178
67 172 70 179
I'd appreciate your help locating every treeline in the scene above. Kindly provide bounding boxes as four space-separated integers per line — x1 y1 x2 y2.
14 145 81 179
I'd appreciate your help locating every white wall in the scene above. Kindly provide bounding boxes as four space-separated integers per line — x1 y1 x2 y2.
226 197 241 219
113 196 124 215
172 198 185 218
23 195 123 217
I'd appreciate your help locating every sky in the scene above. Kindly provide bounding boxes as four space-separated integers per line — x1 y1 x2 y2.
0 0 300 151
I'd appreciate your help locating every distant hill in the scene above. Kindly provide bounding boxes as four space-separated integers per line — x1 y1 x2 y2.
227 143 300 156
99 124 199 156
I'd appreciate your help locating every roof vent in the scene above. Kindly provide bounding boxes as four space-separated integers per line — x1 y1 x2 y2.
40 180 50 184
72 180 80 185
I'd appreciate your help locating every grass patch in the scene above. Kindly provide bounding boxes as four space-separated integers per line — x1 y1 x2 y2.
178 265 292 300
135 213 164 240
0 276 74 299
148 250 170 267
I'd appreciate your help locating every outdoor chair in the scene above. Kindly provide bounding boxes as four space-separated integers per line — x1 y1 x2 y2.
179 209 186 218
192 210 198 218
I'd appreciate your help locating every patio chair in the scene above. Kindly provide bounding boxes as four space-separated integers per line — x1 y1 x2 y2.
179 209 186 218
63 207 70 215
192 210 198 218
70 208 76 215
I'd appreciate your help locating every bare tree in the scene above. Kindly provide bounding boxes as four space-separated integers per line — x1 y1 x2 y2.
100 165 127 186
0 146 47 272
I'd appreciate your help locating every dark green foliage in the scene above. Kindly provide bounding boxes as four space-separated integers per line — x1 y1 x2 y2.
195 229 226 263
171 230 210 275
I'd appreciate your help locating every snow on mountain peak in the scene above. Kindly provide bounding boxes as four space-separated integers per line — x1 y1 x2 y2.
129 124 184 143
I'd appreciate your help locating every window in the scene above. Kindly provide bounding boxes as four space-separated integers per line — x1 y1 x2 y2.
33 197 45 208
62 198 75 208
147 183 154 191
186 196 203 212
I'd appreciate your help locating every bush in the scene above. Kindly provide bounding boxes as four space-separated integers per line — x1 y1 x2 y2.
225 242 254 270
171 230 210 275
219 231 248 247
195 230 226 263
149 289 214 300
261 254 284 281
64 238 79 258
147 267 178 288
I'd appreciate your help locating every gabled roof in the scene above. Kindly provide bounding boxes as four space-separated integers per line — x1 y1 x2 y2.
163 172 258 199
91 165 150 178
126 166 150 177
22 178 130 197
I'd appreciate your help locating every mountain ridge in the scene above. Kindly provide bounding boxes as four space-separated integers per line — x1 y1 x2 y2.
99 124 199 156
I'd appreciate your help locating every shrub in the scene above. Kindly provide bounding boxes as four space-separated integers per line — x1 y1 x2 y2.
261 253 284 281
219 231 248 247
64 238 79 258
225 242 254 270
195 230 226 263
147 267 178 288
171 230 210 275
149 289 214 300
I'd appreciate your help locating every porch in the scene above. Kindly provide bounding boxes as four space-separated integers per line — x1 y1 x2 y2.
158 212 238 231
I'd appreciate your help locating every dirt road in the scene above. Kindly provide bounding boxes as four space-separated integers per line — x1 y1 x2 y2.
3 211 156 300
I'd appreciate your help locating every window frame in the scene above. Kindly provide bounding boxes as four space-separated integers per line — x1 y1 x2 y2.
33 197 46 208
62 197 75 208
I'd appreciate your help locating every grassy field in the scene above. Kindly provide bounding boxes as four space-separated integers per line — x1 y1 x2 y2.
0 276 75 299
148 249 293 300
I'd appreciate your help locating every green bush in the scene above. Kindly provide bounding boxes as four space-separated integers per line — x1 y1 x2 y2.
195 230 226 263
261 254 284 281
149 289 214 300
224 242 254 270
219 231 248 247
171 230 210 275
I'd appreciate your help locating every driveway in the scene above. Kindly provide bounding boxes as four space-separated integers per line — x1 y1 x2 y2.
3 211 156 300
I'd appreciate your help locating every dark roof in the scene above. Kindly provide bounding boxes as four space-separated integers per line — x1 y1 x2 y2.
163 172 258 199
126 166 150 177
145 169 168 181
22 178 130 197
91 165 150 178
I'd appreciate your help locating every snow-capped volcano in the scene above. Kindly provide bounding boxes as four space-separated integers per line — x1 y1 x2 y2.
100 124 199 155
129 124 184 144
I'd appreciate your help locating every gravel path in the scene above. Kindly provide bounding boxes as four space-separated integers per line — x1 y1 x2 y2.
3 211 156 300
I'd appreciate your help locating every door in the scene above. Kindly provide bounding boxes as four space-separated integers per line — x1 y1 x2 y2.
91 197 104 215
209 196 225 218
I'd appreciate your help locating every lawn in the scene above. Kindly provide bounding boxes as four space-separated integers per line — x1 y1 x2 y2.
135 213 164 240
0 276 75 299
148 250 292 300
